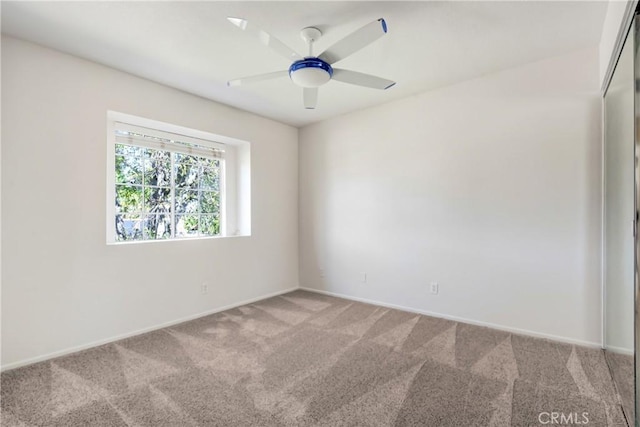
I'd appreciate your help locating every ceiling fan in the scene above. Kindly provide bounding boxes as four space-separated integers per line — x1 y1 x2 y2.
226 17 395 109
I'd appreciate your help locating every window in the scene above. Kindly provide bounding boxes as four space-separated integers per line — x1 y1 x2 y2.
107 112 251 244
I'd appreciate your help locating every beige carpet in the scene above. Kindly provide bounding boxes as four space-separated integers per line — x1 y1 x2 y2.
606 351 635 425
0 290 628 426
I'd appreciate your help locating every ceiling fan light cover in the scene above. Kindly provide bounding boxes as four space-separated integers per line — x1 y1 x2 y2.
289 58 333 88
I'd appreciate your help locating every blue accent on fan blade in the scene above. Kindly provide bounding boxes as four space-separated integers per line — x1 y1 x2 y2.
380 19 387 33
384 82 396 90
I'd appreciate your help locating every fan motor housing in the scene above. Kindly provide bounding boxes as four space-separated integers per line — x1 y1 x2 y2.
289 58 333 88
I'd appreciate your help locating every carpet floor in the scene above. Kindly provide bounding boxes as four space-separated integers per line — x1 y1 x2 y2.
605 351 635 425
0 290 629 426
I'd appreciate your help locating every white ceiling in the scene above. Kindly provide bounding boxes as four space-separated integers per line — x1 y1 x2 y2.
2 1 608 127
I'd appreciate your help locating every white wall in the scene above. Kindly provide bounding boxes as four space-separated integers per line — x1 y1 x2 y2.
299 48 602 346
599 0 635 89
1 36 299 368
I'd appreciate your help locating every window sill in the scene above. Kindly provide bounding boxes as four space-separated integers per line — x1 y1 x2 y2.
106 233 251 246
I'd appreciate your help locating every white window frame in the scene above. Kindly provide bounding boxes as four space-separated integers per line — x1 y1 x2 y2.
106 111 251 244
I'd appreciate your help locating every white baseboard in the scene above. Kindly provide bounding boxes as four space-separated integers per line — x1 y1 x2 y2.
300 287 603 349
3 284 606 372
604 345 634 356
1 286 298 372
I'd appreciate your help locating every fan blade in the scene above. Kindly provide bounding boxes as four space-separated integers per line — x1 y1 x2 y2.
318 18 388 64
332 69 396 90
227 17 303 62
303 88 318 109
227 70 289 87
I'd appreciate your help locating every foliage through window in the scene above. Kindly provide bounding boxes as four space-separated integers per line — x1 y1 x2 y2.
113 124 224 242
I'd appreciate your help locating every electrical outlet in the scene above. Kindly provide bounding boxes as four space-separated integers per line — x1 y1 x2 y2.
319 269 325 278
201 283 209 294
361 272 367 283
430 282 439 295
